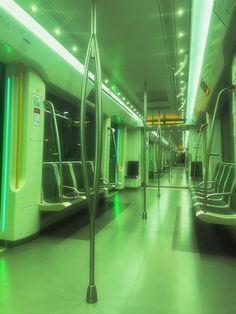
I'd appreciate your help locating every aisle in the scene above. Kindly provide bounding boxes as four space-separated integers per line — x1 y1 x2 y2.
149 166 188 188
1 187 236 314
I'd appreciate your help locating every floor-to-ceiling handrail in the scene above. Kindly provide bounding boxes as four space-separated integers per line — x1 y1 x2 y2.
142 82 147 219
193 123 208 186
44 100 63 202
80 0 102 304
168 133 172 182
203 85 235 212
157 112 161 197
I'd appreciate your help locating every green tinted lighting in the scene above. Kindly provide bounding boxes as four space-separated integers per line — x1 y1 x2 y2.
72 46 78 52
177 9 184 16
1 77 11 234
31 4 37 12
54 28 61 35
111 86 115 90
178 32 184 38
105 79 109 84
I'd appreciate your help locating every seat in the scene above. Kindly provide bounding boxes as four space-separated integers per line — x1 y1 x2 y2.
192 163 236 225
192 164 233 206
191 163 227 200
40 162 86 212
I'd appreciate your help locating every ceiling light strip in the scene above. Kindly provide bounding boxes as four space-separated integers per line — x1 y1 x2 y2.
186 0 214 122
0 0 141 122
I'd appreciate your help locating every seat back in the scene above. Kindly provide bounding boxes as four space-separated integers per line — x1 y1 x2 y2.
71 161 85 191
42 163 60 202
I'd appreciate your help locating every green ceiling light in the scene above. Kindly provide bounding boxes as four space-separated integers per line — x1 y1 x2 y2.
179 49 184 54
104 79 109 84
177 9 184 16
180 80 184 84
178 32 184 38
72 46 78 52
117 92 121 96
54 28 61 35
31 4 37 12
111 86 115 91
186 0 214 123
0 1 142 123
127 101 130 105
180 72 184 76
0 1 84 74
122 97 125 101
1 77 11 234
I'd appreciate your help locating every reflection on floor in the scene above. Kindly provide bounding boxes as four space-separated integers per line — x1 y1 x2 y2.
1 185 236 314
149 166 189 188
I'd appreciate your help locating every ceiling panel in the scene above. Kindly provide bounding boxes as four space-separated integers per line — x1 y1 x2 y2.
15 0 191 146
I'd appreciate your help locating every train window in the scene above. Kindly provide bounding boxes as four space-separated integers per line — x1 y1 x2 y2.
44 92 96 162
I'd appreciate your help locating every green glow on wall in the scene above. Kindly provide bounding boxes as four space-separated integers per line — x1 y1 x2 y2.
116 128 121 183
1 77 11 234
186 0 214 122
114 193 120 217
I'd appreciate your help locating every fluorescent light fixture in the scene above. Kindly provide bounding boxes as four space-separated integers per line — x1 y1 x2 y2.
178 32 184 38
180 49 184 54
0 1 142 123
0 0 84 74
1 77 11 234
72 46 78 52
186 0 214 122
104 79 109 84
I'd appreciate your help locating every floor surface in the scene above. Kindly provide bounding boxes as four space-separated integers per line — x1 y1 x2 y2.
1 169 236 313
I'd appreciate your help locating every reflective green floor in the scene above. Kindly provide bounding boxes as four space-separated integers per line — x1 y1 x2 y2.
1 179 236 313
149 166 189 188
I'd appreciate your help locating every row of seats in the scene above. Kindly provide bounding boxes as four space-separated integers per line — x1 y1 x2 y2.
41 161 115 211
190 162 236 224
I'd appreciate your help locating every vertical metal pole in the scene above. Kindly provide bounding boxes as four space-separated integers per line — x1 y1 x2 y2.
142 82 147 220
168 133 171 182
157 111 161 197
80 0 102 304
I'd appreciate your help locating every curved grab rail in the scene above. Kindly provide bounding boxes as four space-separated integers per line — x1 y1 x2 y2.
193 123 208 186
80 0 102 304
44 100 63 202
203 85 236 212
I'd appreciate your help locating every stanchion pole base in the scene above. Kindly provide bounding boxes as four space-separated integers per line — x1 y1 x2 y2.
142 211 147 219
86 285 98 304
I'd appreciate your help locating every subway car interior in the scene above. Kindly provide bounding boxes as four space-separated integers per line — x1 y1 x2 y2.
1 0 236 313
